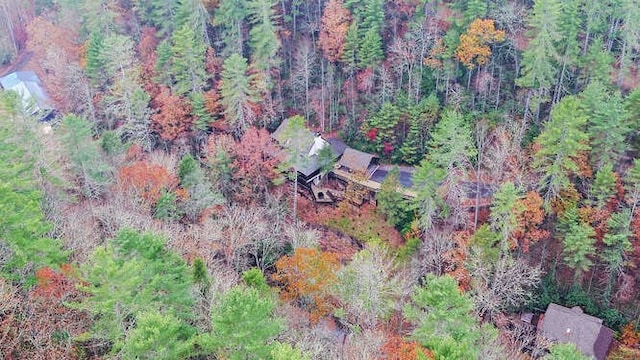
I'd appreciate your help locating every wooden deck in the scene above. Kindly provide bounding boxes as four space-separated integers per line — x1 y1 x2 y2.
332 168 417 199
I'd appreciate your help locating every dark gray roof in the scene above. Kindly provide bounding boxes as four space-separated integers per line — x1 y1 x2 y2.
540 304 613 360
338 148 377 173
272 119 342 179
0 71 53 115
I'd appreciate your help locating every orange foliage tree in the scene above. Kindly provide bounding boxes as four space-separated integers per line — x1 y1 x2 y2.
117 160 178 206
318 0 351 62
455 19 505 69
513 191 549 252
150 86 192 141
381 336 434 360
272 248 340 321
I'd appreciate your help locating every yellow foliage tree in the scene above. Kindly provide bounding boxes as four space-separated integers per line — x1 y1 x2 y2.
455 19 505 69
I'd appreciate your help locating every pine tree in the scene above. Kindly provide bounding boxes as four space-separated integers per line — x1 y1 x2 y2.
533 96 589 201
213 0 248 56
490 182 524 254
601 210 632 301
203 286 283 359
559 207 596 278
591 163 617 207
220 53 256 135
377 166 410 229
59 114 112 198
427 109 477 171
247 0 280 71
170 24 208 96
358 26 384 68
78 229 194 351
189 92 213 132
120 310 194 359
364 102 400 156
412 159 446 231
404 274 496 359
84 30 105 86
516 0 561 92
579 80 630 169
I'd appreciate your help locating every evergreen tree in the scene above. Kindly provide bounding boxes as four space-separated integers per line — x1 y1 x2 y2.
59 114 112 198
170 24 208 96
77 229 194 352
364 102 400 156
427 109 477 171
559 207 596 279
412 159 446 231
533 96 589 201
601 209 632 300
190 92 213 132
202 286 283 359
516 0 561 93
341 21 359 69
591 163 617 207
220 53 256 135
377 166 410 229
84 30 106 86
120 310 194 359
404 274 496 359
247 0 281 71
133 0 179 37
490 182 524 254
358 26 384 68
0 93 67 276
579 80 630 169
213 0 248 56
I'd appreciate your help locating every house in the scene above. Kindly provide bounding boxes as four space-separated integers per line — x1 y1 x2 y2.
539 303 613 360
0 71 53 119
271 118 347 186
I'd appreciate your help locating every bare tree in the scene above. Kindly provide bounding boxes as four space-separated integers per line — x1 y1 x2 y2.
467 251 541 319
292 39 317 122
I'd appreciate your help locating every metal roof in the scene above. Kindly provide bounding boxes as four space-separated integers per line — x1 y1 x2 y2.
0 71 53 115
540 304 613 360
338 148 377 173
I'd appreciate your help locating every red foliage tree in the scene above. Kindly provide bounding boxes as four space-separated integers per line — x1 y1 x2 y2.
318 0 351 62
137 26 160 96
230 127 280 204
150 87 193 141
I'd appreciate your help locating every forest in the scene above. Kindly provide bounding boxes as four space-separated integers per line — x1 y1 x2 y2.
0 0 640 359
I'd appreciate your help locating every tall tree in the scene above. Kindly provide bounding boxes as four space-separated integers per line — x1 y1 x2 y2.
77 229 194 354
427 109 477 172
533 96 589 202
59 114 112 198
319 0 351 63
213 0 247 56
578 80 630 169
412 159 446 232
559 207 596 280
490 182 524 254
170 24 208 96
377 166 410 229
247 0 280 71
219 53 256 135
516 0 561 117
200 286 283 359
0 93 67 276
404 274 497 359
